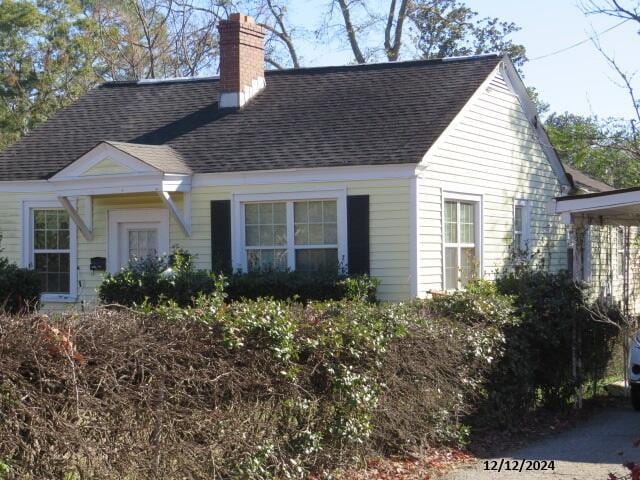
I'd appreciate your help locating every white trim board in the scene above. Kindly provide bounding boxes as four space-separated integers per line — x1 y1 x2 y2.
0 164 416 193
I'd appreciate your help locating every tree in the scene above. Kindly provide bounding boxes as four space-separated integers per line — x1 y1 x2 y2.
545 113 640 188
85 0 221 80
0 0 99 149
322 0 526 65
582 0 640 146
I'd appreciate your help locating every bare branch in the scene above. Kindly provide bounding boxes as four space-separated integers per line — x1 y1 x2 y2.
336 0 366 63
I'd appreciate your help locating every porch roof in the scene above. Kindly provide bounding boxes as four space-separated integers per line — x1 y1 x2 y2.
553 186 640 226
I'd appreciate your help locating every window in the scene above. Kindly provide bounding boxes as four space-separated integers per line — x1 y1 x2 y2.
513 199 530 254
444 199 479 290
33 209 71 295
245 202 288 271
128 229 158 260
617 228 625 277
242 198 340 272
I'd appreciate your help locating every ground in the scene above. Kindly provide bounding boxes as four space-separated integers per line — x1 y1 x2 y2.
445 405 640 480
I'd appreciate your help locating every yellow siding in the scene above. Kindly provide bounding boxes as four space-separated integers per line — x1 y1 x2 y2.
0 179 410 308
181 180 411 301
417 69 568 294
82 158 132 176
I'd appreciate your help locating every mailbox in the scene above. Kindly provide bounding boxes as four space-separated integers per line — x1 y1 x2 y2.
90 257 107 271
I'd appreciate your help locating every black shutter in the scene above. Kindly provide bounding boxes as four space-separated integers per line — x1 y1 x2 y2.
211 200 232 274
347 195 370 275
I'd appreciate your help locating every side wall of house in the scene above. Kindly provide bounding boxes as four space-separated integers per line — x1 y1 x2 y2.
587 225 640 314
0 177 411 307
416 67 568 294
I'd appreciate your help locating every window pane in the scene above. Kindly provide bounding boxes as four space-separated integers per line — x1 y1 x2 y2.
323 200 337 221
295 248 338 272
294 200 337 246
294 202 307 223
274 225 287 245
45 210 59 229
46 230 58 249
47 273 60 293
514 232 522 249
444 201 457 243
245 225 260 246
324 223 337 244
460 247 477 287
59 273 70 293
59 253 70 273
247 248 287 272
34 252 70 294
514 205 523 232
308 224 323 244
58 212 69 230
260 225 274 245
295 224 308 245
273 203 286 224
259 203 274 225
245 204 260 224
444 247 458 290
34 253 48 272
308 201 323 222
34 211 46 229
58 230 70 249
34 231 46 249
460 203 475 243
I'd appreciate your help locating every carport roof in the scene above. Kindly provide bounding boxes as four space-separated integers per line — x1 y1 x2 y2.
554 186 640 226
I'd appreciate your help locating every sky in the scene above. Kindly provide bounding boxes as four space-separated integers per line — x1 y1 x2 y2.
283 0 639 120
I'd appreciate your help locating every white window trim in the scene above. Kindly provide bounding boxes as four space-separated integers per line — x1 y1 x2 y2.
513 198 531 253
21 200 78 302
441 191 483 291
107 208 170 274
231 189 348 273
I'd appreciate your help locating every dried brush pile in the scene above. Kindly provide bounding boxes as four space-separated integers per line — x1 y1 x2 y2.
0 293 507 479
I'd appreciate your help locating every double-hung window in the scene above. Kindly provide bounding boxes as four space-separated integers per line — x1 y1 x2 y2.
513 199 530 254
23 201 77 301
444 198 480 290
239 193 344 273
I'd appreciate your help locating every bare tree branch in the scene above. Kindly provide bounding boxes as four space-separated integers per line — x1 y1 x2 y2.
384 0 409 61
336 0 366 64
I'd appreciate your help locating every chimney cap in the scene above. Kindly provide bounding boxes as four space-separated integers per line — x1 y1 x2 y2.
227 12 255 24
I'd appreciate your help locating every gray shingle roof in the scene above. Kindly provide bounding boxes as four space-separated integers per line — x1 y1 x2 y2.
103 141 191 174
0 54 502 181
563 164 613 193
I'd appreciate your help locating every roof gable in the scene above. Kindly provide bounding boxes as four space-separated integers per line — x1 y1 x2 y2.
0 55 503 181
83 158 133 176
51 141 191 181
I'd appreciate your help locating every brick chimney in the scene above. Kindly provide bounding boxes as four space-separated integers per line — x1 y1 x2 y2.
217 13 266 109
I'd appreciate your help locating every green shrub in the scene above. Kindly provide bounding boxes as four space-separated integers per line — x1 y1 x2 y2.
0 257 41 314
424 273 619 428
225 269 379 303
98 251 379 306
493 269 618 413
98 252 216 307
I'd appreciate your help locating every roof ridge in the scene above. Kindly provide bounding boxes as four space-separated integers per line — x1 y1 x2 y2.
97 53 502 88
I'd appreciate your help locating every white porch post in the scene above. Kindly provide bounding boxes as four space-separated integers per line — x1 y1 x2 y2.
572 219 584 282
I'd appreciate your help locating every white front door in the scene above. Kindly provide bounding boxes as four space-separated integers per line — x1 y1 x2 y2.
108 209 170 273
118 222 160 269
